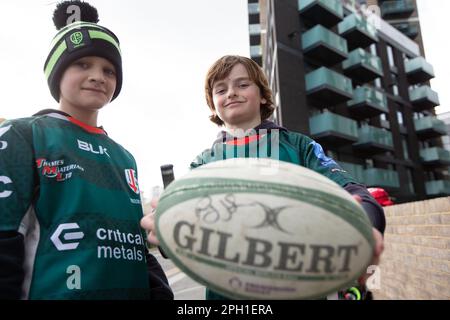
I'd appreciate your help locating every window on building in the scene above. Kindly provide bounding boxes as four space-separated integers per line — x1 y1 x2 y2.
406 169 415 194
380 113 387 122
365 159 374 168
392 84 399 96
397 111 404 125
250 45 262 58
248 3 260 15
402 136 410 160
375 78 382 88
442 135 450 151
387 45 395 68
249 24 261 36
370 44 377 56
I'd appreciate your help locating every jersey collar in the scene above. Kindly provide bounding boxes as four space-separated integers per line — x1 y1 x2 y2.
33 109 107 135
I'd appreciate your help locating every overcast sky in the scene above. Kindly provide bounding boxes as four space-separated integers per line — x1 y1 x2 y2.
0 0 448 198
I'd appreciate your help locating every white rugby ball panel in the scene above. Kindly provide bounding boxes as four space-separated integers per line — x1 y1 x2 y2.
156 158 375 299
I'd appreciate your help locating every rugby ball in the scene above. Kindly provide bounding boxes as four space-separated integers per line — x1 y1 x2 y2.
155 158 374 299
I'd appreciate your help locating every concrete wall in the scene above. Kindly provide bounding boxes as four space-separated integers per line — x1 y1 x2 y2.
373 196 450 299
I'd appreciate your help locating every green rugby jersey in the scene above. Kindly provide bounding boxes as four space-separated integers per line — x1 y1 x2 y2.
190 121 363 301
191 123 358 188
0 110 150 299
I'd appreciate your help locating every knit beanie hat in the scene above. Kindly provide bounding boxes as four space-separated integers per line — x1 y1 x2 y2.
44 1 122 102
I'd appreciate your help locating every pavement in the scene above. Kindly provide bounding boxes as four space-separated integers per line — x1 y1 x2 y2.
150 248 206 300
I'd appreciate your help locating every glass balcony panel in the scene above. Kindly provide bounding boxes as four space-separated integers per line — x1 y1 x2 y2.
250 45 262 58
302 25 348 65
405 56 435 85
306 67 353 105
393 22 419 38
356 125 394 148
347 86 388 119
414 116 447 139
409 86 440 111
363 168 400 189
309 111 358 145
339 161 365 182
420 147 450 166
249 24 261 36
426 180 450 196
381 0 415 18
342 48 383 83
299 0 344 27
248 3 260 15
338 13 378 50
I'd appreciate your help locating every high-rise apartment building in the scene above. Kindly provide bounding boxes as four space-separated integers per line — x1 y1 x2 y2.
360 0 425 55
247 0 450 203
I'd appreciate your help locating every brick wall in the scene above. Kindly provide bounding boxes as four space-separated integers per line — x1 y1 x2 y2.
373 197 450 299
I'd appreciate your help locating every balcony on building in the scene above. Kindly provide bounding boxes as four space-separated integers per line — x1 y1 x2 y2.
426 180 450 196
393 22 419 39
347 86 388 119
302 25 348 66
420 147 450 167
298 0 344 28
414 116 447 140
381 0 415 19
250 44 262 66
409 86 440 111
338 13 378 50
249 24 261 46
342 49 383 84
353 125 394 154
363 168 400 189
305 67 353 105
405 56 435 85
339 161 365 182
309 111 358 146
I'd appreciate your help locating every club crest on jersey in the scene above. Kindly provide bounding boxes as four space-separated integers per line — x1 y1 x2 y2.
125 169 139 194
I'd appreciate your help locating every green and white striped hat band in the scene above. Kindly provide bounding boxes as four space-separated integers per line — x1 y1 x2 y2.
44 21 122 102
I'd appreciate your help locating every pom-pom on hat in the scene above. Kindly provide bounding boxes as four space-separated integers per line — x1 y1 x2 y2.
44 0 122 102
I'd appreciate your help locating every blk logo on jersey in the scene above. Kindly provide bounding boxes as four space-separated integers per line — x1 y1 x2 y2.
78 139 110 158
0 125 12 151
125 169 139 194
51 223 85 251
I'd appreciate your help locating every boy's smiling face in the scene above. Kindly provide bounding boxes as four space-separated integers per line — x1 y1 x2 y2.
212 63 266 131
59 56 117 113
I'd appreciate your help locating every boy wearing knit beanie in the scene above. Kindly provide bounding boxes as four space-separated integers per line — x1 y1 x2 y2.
0 1 173 300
